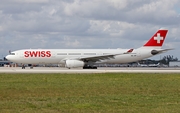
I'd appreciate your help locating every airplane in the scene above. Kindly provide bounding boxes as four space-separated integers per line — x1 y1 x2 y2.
148 63 160 67
5 28 172 69
137 62 160 67
137 63 148 67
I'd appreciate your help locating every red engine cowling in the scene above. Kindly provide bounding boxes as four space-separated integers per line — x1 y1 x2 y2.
66 60 85 68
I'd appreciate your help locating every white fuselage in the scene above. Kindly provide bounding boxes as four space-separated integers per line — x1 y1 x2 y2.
6 48 155 65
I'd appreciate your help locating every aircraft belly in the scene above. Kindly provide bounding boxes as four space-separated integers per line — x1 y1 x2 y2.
19 58 59 64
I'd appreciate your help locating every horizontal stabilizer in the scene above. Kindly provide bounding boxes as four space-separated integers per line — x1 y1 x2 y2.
151 48 174 55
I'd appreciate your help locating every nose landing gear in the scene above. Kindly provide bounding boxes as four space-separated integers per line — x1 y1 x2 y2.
22 65 25 69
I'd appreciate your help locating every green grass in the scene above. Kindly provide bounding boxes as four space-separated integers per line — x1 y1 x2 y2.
0 73 180 113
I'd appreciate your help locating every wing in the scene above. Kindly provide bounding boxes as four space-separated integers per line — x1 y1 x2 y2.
77 49 134 62
78 54 119 62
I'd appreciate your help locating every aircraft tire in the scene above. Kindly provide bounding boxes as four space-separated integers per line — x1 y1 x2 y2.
83 66 97 69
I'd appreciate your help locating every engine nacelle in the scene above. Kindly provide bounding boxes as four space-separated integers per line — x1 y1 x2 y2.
66 60 85 68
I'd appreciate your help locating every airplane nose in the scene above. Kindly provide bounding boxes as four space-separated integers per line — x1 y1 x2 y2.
5 55 10 60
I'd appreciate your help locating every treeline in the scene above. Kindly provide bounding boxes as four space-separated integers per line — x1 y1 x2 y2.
160 55 178 65
139 55 178 65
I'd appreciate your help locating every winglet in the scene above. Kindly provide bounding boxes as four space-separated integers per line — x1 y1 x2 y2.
143 29 168 47
124 49 133 54
127 49 133 53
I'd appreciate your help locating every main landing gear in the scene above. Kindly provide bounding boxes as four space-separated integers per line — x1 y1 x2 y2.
83 66 97 69
21 64 34 69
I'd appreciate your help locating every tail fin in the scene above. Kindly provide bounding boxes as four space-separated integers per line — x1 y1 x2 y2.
143 29 168 47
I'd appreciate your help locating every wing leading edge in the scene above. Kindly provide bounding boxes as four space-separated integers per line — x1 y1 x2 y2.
76 49 134 62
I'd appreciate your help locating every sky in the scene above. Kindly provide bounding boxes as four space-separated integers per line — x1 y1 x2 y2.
0 0 180 60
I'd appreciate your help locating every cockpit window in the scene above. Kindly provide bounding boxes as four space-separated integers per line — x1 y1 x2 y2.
10 53 15 55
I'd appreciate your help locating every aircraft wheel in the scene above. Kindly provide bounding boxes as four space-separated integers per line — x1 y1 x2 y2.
22 66 25 69
83 66 97 69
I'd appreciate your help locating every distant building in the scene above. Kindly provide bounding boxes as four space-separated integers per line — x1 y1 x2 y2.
0 61 11 67
169 61 180 67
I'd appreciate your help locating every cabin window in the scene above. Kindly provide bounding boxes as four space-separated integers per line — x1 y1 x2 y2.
68 53 81 55
57 53 67 55
103 53 110 55
84 53 96 55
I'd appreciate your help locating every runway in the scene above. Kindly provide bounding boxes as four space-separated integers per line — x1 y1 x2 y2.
0 67 180 73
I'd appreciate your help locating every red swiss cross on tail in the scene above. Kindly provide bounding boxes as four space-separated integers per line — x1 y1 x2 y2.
143 29 168 47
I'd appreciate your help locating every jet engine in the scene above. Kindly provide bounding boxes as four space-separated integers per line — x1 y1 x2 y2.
66 60 85 68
